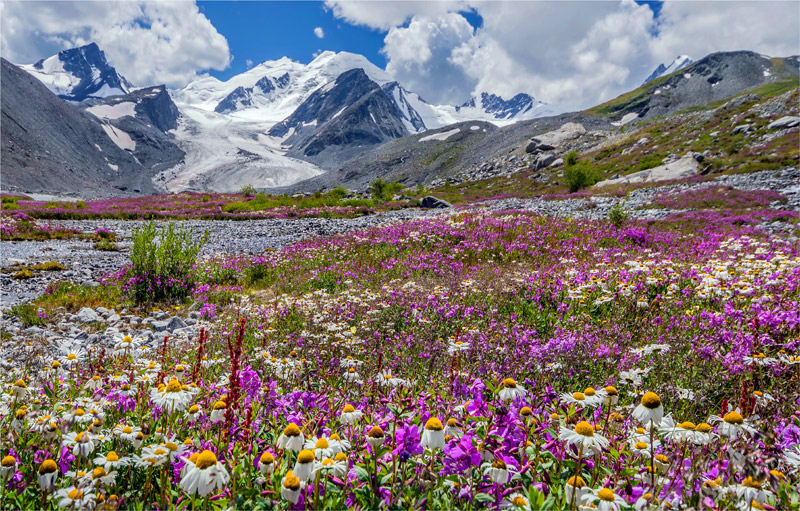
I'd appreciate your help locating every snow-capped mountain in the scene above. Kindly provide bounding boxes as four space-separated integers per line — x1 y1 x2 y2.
20 43 131 101
269 68 409 169
174 50 557 132
173 51 394 122
453 92 559 124
642 55 694 85
1 58 182 197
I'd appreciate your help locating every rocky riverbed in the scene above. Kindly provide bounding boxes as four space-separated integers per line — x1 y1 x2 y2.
485 167 800 222
0 208 436 308
2 168 798 310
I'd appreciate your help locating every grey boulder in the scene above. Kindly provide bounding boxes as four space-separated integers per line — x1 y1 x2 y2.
767 116 800 129
420 196 453 209
76 307 101 323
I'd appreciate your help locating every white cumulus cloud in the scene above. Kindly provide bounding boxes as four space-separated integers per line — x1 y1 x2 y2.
329 0 800 110
0 0 231 88
314 26 325 39
383 13 476 104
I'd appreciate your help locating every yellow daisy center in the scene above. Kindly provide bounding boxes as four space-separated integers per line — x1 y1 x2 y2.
260 452 274 464
723 411 744 425
512 496 527 507
598 488 615 502
297 449 314 464
283 423 301 437
106 452 119 462
315 438 330 449
641 392 661 409
334 452 347 462
574 421 594 437
502 378 517 388
368 426 384 438
492 459 507 470
425 417 444 431
678 421 696 430
165 380 181 393
567 475 586 487
584 387 596 396
742 476 761 488
1 456 15 467
68 489 83 500
283 471 301 491
634 441 648 450
195 450 218 470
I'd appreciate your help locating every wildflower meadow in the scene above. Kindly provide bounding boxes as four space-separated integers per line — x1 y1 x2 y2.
1 209 799 510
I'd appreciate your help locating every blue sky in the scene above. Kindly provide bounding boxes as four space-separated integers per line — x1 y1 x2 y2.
197 1 485 81
3 0 796 109
199 1 659 82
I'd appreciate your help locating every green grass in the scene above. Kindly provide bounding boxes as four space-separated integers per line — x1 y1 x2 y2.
221 193 375 213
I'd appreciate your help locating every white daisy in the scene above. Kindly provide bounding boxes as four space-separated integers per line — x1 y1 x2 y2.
498 378 527 402
632 392 664 426
179 450 230 497
420 417 445 451
559 421 609 456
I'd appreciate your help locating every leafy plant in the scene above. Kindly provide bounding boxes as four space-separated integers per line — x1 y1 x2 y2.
564 161 600 193
608 200 630 228
126 221 208 303
8 303 46 327
239 184 257 196
565 150 579 166
94 238 118 251
369 179 403 201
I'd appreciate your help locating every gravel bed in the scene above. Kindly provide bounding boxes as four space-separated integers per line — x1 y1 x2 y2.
2 168 797 309
0 208 436 309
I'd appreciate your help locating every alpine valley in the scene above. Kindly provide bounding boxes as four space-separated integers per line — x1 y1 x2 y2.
1 43 798 197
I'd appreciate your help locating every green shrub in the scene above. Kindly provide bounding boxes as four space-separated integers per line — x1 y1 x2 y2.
327 186 348 200
9 304 45 327
370 179 404 201
564 162 600 193
240 184 257 196
608 202 629 228
75 200 86 209
565 151 579 166
127 221 208 304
